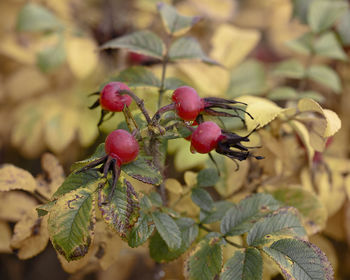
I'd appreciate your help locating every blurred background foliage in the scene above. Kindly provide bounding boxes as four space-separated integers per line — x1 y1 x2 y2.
0 0 350 279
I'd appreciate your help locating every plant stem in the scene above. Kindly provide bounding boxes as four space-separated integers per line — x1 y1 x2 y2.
157 34 172 109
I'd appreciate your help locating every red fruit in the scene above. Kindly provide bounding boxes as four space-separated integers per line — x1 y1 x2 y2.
100 82 133 112
172 86 204 121
191 121 222 154
105 129 139 166
128 52 151 65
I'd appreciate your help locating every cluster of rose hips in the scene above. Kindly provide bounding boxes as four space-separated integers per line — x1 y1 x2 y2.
82 82 262 198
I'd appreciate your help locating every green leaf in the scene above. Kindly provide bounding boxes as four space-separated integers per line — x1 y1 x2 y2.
52 169 101 199
292 0 313 23
48 185 98 261
197 168 219 187
267 87 299 101
314 31 348 61
336 10 350 45
168 37 217 64
16 3 62 32
36 200 56 217
270 188 327 235
200 201 234 224
157 2 201 36
114 66 161 88
151 212 182 250
286 32 314 55
122 156 162 185
191 188 214 212
185 237 223 280
263 238 334 280
37 40 66 72
308 0 348 33
71 143 106 171
307 65 342 93
147 191 163 207
128 212 154 247
272 59 305 79
150 217 199 262
100 31 165 59
299 90 325 103
247 207 306 246
164 77 187 90
221 193 280 236
227 60 266 98
220 248 263 280
98 179 139 238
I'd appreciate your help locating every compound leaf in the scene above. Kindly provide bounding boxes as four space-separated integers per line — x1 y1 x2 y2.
122 156 162 185
127 212 154 248
337 10 350 45
220 248 262 280
100 31 165 59
52 169 101 199
308 0 348 33
98 179 139 238
197 168 219 187
267 87 299 101
263 238 334 280
71 143 106 171
152 212 182 251
48 185 98 261
150 217 199 262
169 37 217 64
221 193 281 236
157 2 201 36
37 40 66 72
272 59 305 79
286 32 313 55
191 187 214 212
247 207 306 246
307 65 342 93
185 236 223 280
164 77 187 90
114 66 161 88
314 31 348 61
200 201 234 224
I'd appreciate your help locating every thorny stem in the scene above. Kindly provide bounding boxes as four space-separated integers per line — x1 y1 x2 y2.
120 90 152 125
198 224 244 249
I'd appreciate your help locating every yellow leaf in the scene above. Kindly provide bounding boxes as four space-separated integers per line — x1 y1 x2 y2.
0 191 37 222
4 67 49 101
184 171 198 188
0 35 36 64
11 209 49 259
189 0 235 20
174 139 207 171
298 98 324 114
210 24 261 69
290 120 315 163
237 96 283 131
323 109 341 138
77 110 99 147
165 178 183 195
0 164 37 192
0 221 11 253
65 36 98 79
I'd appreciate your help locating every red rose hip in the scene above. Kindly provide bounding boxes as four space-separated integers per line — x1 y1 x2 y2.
105 129 139 166
172 86 204 121
191 121 222 153
100 82 133 112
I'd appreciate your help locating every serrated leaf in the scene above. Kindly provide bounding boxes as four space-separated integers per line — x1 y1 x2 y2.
98 179 139 238
36 200 57 217
200 201 233 225
52 169 101 199
267 87 299 101
191 188 214 212
185 237 223 280
307 65 341 93
270 188 327 235
168 37 217 64
286 32 313 55
263 239 334 280
150 217 199 262
37 40 66 72
272 59 305 79
227 60 266 98
314 31 348 61
71 144 106 171
323 109 341 138
147 191 163 207
247 207 306 246
127 212 154 247
48 186 98 261
100 31 165 59
152 212 182 250
308 0 348 33
221 193 280 236
157 2 200 36
114 66 161 88
122 156 162 185
336 10 350 45
16 3 62 32
197 168 219 187
0 164 37 193
220 248 262 280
